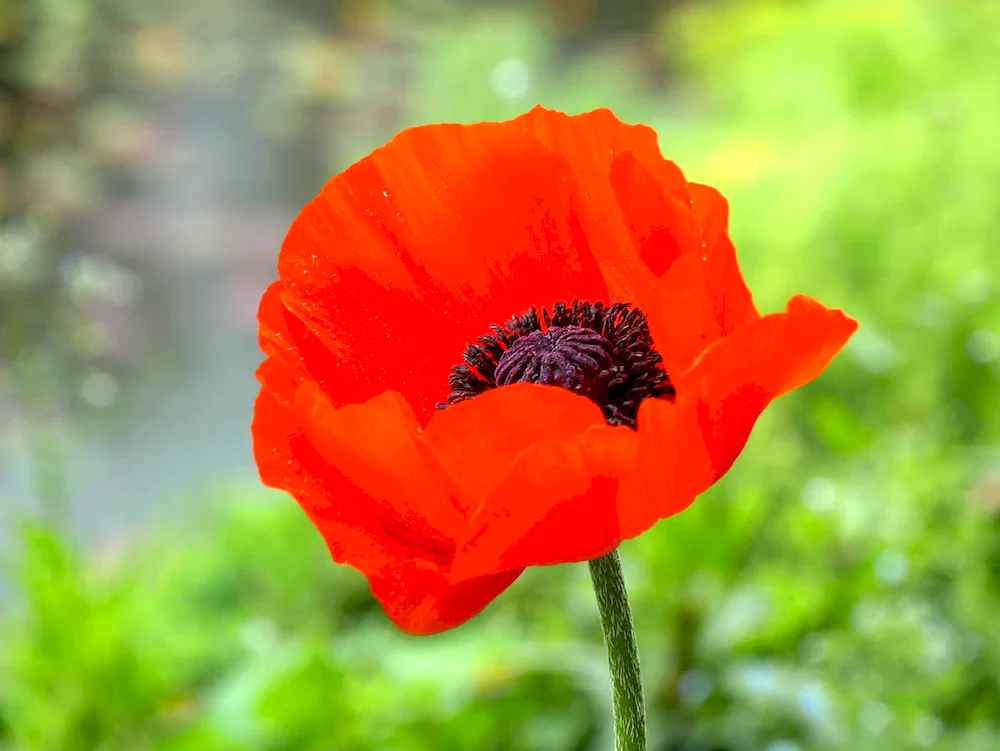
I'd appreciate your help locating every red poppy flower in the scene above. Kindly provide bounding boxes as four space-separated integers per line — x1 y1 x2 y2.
252 106 857 635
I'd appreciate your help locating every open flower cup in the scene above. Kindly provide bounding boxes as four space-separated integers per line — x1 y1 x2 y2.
252 106 856 750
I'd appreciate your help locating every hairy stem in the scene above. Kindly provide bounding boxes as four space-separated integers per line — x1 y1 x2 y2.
588 549 646 751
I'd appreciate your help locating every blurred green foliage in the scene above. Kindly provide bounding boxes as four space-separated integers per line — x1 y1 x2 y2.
2 0 1000 749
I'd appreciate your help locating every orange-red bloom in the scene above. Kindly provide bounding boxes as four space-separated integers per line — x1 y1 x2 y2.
252 107 857 635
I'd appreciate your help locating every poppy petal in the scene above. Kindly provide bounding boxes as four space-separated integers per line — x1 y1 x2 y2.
418 383 608 514
518 107 692 312
588 424 662 542
252 389 407 575
257 383 526 636
687 183 758 335
609 152 699 277
267 108 760 424
645 185 760 377
273 117 612 423
513 109 759 381
452 445 618 579
451 423 644 580
257 281 342 406
639 295 858 513
292 383 466 546
370 562 523 635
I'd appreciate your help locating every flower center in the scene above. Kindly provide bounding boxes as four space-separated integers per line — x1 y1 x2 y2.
495 325 615 402
439 300 675 428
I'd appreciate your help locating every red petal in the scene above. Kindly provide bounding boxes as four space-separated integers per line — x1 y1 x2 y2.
257 379 627 634
639 295 858 512
266 107 761 425
514 109 759 380
255 383 528 635
370 562 522 635
252 389 409 576
418 383 607 515
518 107 691 311
609 152 698 277
645 184 760 377
293 383 466 545
586 424 657 542
418 383 646 581
257 282 340 406
687 183 757 335
449 423 646 580
273 117 611 423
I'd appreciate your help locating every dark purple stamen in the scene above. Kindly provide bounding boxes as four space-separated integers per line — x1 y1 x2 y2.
439 300 675 429
495 325 615 402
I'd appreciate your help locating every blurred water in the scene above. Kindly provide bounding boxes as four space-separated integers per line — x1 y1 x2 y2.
72 273 266 538
0 266 270 549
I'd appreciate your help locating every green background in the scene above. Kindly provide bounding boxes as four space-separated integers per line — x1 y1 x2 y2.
1 0 999 749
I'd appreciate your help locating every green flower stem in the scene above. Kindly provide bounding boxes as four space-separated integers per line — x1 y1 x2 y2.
588 549 646 751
